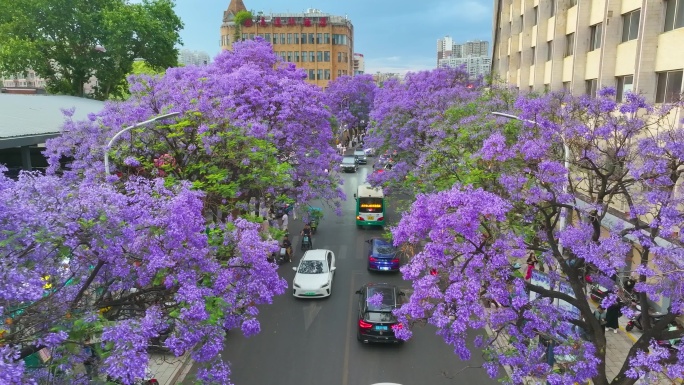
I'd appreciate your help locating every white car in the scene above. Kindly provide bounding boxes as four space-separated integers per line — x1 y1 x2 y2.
292 249 336 298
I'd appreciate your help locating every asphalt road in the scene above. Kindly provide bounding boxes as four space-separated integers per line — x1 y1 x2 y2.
184 162 500 385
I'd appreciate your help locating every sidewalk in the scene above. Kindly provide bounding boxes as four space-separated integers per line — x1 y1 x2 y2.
147 352 193 385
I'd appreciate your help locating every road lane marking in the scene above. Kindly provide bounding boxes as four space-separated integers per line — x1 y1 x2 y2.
342 272 360 385
303 302 322 331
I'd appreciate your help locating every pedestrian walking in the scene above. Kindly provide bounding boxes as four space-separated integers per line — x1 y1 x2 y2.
525 252 538 280
594 306 608 333
605 301 622 333
281 212 289 232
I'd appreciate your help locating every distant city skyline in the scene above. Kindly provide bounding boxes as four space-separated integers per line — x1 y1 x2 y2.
164 0 493 75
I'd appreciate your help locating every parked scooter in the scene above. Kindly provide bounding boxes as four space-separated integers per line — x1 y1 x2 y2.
625 304 666 332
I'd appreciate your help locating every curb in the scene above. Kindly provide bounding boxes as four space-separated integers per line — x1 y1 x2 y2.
167 352 193 385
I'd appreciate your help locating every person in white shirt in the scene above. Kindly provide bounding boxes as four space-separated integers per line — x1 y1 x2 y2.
281 213 289 232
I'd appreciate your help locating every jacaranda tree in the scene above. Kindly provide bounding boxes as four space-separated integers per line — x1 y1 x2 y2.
364 67 483 197
0 169 287 384
45 37 344 216
387 89 684 385
324 74 377 142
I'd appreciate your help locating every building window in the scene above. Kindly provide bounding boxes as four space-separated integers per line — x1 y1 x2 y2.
664 0 684 31
317 69 323 80
533 6 538 25
568 0 577 7
589 23 602 51
294 33 300 44
544 84 550 93
565 33 574 57
324 69 331 80
264 34 271 44
531 46 536 65
338 69 342 77
655 70 683 103
615 75 633 102
308 69 315 80
317 51 323 62
287 33 292 44
317 33 322 44
563 81 570 90
309 33 315 44
585 79 598 98
287 52 292 62
550 0 556 16
547 41 553 61
242 33 248 41
249 34 255 40
324 51 330 62
280 34 286 44
309 51 315 62
294 51 300 62
519 15 524 32
324 33 330 44
621 9 640 42
301 52 307 62
337 52 342 62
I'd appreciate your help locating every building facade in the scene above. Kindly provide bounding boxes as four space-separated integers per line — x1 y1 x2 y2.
219 0 354 87
491 0 684 103
455 40 490 58
437 36 455 61
178 49 211 66
439 55 493 78
353 53 365 75
2 70 47 90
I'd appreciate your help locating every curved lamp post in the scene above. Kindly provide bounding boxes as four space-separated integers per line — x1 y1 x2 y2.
103 112 180 174
491 111 571 256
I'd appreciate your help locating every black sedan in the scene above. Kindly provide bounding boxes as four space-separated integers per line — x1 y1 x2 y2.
340 156 358 173
355 283 405 344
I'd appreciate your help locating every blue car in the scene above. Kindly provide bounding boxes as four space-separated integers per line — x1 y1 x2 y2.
366 238 400 271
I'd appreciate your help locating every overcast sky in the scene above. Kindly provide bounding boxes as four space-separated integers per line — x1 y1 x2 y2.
172 0 494 74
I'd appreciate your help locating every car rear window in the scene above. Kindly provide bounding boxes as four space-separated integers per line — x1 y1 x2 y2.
342 157 355 164
364 311 396 323
373 240 396 256
354 151 365 156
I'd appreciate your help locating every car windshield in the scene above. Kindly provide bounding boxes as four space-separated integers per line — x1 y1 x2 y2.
298 260 327 274
354 151 365 156
342 157 355 164
373 240 396 256
366 287 396 311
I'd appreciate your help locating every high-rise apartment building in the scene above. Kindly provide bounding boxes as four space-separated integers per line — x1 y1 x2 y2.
437 36 454 61
437 37 491 77
353 53 365 75
178 49 211 66
219 0 354 87
491 0 684 103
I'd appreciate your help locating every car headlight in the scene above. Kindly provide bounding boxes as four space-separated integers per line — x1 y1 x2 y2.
294 283 301 288
320 283 329 288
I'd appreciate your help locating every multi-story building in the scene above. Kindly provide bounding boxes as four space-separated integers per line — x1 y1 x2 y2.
353 53 365 75
219 0 354 87
439 55 492 78
455 40 490 58
437 36 455 61
178 49 211 66
2 70 47 90
491 0 684 103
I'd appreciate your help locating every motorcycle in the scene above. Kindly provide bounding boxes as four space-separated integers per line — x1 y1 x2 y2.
625 304 666 332
301 235 312 251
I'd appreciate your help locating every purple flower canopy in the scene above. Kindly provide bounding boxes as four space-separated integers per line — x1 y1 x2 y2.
370 81 684 384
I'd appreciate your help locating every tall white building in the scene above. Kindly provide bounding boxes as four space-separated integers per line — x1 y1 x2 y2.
437 37 491 78
178 49 211 67
439 56 492 78
353 53 365 75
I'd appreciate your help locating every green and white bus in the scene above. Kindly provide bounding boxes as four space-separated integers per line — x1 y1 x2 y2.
354 184 385 227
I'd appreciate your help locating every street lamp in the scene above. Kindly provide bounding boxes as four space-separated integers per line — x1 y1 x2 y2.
103 112 181 175
491 111 571 252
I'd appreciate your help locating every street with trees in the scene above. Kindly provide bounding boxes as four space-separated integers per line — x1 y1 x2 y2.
0 38 340 384
367 78 684 385
324 74 377 143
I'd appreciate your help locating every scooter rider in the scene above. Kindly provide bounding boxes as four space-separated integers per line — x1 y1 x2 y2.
301 223 313 248
282 235 293 262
